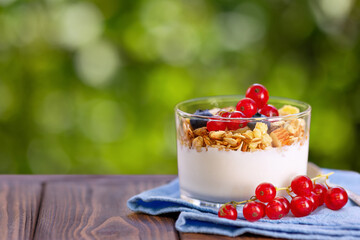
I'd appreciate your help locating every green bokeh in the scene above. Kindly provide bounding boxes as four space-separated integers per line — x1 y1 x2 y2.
0 0 359 174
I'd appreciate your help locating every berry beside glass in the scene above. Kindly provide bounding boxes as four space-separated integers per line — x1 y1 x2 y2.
218 173 348 221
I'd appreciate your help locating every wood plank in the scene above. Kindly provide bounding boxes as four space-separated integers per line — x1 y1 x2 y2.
34 175 179 240
0 175 102 181
0 180 42 240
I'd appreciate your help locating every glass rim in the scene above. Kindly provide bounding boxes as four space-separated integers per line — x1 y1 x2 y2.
175 95 311 121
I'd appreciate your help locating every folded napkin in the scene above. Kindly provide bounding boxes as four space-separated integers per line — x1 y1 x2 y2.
127 168 360 239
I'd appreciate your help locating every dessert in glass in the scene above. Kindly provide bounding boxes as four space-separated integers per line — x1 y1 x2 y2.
175 84 311 207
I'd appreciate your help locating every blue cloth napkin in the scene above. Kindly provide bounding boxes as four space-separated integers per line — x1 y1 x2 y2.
127 168 360 239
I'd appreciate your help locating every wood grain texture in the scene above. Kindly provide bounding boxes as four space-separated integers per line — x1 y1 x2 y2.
34 175 179 240
0 175 284 240
0 180 42 240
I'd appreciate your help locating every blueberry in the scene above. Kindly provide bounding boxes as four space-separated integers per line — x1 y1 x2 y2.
248 113 270 131
252 113 263 118
190 109 213 129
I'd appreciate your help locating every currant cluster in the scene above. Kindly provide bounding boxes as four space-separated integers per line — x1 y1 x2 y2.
207 83 279 132
218 173 348 222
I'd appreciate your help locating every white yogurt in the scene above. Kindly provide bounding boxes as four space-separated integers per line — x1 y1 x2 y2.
177 141 309 203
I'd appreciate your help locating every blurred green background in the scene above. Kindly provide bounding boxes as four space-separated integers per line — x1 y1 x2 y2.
0 0 359 174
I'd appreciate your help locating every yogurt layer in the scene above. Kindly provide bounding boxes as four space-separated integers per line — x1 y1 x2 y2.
177 140 309 203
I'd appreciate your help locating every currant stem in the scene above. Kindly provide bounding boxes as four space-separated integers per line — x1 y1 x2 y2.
311 172 334 182
286 188 294 198
234 197 257 206
222 196 257 208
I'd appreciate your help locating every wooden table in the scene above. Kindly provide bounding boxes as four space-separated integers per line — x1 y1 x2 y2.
0 175 276 240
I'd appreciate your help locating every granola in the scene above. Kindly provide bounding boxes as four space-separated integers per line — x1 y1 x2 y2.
179 105 306 152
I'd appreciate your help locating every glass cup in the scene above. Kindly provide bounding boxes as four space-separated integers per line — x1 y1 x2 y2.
175 95 311 207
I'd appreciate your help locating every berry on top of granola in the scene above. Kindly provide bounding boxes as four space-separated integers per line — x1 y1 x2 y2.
245 83 269 108
259 104 279 117
190 109 213 129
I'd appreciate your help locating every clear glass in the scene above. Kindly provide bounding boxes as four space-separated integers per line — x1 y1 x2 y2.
175 95 311 207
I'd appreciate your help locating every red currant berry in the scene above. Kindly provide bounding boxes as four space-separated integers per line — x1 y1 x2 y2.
236 98 257 117
207 117 227 131
243 202 265 222
258 104 279 117
291 175 313 196
245 84 269 109
307 192 320 211
218 111 231 118
274 196 290 215
313 183 327 206
227 111 248 130
266 200 286 220
255 183 276 203
290 196 314 217
257 202 267 218
324 187 348 210
218 204 238 220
